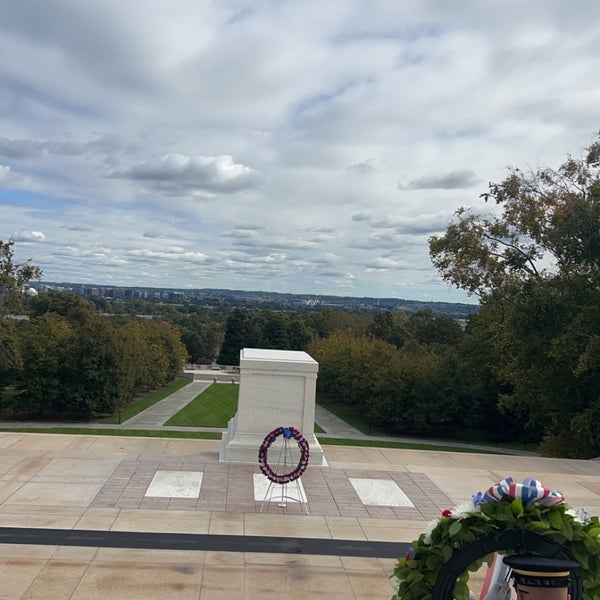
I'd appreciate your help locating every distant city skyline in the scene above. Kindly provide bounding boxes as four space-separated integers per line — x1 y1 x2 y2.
1 1 598 303
35 280 479 319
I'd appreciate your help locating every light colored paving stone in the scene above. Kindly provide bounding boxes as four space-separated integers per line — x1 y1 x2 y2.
0 544 56 559
0 558 47 599
244 513 330 538
325 516 366 541
34 458 120 483
111 508 211 534
21 560 89 600
349 478 414 507
1 431 599 599
4 481 104 507
93 547 206 564
145 470 203 498
209 511 244 535
70 560 203 600
252 473 307 504
0 480 25 503
75 507 120 530
0 505 84 529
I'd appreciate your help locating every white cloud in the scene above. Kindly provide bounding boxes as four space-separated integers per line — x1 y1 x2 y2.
127 248 208 263
398 169 481 190
10 230 45 242
110 153 261 196
1 1 598 301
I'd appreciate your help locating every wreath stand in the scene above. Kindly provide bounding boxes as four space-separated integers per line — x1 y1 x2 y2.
258 427 310 515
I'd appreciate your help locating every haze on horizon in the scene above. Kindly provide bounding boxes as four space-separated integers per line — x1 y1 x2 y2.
1 1 598 304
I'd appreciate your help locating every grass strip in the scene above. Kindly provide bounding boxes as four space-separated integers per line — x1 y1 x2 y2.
0 428 503 453
316 392 387 435
318 437 502 454
165 383 238 427
165 383 326 432
100 377 192 424
0 427 221 439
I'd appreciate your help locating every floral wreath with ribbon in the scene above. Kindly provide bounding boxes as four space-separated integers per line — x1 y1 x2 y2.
258 426 310 485
392 476 600 600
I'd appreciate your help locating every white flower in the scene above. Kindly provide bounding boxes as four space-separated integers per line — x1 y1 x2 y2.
422 518 440 544
566 507 591 524
451 501 477 520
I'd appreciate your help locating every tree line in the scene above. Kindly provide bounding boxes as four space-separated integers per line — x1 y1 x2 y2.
1 290 187 419
1 134 597 456
214 134 600 459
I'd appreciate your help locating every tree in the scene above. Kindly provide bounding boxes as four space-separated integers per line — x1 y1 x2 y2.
429 134 600 457
407 310 463 349
285 315 312 350
259 311 289 349
18 313 75 417
0 320 23 390
0 240 42 312
367 311 410 349
217 308 259 365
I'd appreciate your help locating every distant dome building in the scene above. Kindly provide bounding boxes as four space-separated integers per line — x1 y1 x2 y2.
24 286 38 297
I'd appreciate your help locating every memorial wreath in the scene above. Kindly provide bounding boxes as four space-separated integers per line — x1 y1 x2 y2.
258 426 310 485
392 477 600 600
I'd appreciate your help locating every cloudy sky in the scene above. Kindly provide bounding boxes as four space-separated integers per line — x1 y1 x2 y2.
1 1 599 303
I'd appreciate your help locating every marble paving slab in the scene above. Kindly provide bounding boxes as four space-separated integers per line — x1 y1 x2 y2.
253 473 307 503
145 471 203 498
349 478 414 507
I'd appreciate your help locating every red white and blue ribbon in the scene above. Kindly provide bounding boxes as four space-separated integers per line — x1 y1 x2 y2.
483 476 564 507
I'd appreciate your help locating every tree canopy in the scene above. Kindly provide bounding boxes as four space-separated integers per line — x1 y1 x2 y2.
429 133 600 457
0 240 42 311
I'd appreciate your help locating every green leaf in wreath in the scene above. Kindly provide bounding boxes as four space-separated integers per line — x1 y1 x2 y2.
511 499 524 517
448 520 463 537
426 554 442 570
560 517 573 541
526 520 547 531
453 580 470 600
494 512 513 521
586 526 600 538
548 509 564 530
441 544 453 562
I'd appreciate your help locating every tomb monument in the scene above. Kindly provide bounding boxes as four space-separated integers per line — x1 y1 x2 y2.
219 348 325 465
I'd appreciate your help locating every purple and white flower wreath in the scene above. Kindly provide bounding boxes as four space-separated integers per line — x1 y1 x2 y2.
258 426 310 485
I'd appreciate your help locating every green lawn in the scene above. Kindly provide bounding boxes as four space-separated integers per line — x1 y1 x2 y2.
318 437 502 454
165 383 326 432
0 427 221 439
316 392 387 435
165 382 239 427
100 377 192 424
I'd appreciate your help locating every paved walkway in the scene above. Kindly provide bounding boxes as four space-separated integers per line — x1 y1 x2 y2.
1 377 596 598
122 381 212 428
0 432 598 599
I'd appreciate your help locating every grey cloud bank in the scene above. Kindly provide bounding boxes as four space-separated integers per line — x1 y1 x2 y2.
1 0 599 303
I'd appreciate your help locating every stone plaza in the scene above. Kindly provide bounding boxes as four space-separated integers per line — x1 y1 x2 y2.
1 351 599 598
1 431 599 599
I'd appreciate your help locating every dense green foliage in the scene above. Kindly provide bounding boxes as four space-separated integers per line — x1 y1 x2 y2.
217 308 315 365
308 311 519 439
430 134 600 458
1 294 188 419
0 240 43 312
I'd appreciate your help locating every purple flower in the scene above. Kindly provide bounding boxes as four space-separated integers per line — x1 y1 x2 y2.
471 491 484 506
